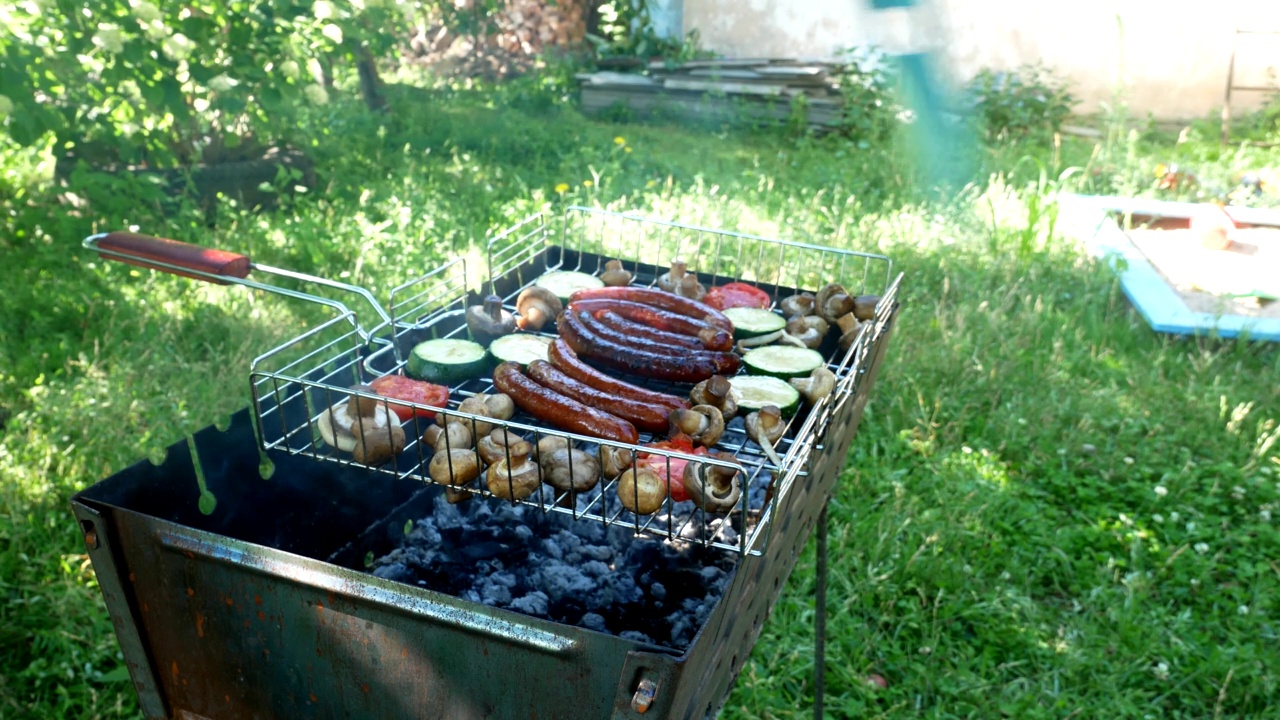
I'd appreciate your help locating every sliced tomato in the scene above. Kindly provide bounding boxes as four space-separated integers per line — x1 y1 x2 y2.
637 433 707 503
704 282 771 310
369 374 450 422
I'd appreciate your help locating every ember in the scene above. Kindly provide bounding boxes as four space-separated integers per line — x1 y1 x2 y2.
369 490 749 650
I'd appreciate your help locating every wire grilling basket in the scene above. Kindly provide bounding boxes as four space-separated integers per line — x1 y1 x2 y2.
244 206 899 556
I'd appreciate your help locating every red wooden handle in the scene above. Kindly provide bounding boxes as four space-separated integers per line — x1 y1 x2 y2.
98 232 251 285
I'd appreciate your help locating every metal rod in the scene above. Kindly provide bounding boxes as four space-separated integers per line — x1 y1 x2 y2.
814 500 828 720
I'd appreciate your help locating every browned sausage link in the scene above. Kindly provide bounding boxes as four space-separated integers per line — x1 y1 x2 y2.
492 362 639 444
568 286 734 332
577 311 741 375
526 360 670 433
593 309 731 353
561 310 734 383
547 339 690 412
566 299 732 351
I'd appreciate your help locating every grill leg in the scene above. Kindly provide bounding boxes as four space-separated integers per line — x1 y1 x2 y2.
814 500 829 720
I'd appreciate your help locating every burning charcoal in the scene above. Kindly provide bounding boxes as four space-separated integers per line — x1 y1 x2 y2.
650 582 667 600
510 591 550 616
535 563 596 603
699 566 724 584
433 496 466 530
619 630 654 645
579 613 608 632
479 578 513 606
513 524 533 543
371 562 412 582
579 544 613 562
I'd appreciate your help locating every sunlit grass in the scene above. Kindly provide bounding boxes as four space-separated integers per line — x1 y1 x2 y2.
2 83 1278 719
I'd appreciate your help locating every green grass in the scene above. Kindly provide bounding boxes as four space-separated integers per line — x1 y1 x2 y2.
2 78 1278 719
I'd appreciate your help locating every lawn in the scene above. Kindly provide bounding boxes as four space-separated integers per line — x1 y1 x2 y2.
2 75 1279 719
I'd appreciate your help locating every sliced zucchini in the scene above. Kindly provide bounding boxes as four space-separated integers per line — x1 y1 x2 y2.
535 270 604 302
406 338 489 383
728 375 801 417
742 345 825 379
488 333 552 366
723 307 786 339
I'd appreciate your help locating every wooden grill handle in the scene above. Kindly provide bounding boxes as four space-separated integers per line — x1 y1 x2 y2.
97 232 251 285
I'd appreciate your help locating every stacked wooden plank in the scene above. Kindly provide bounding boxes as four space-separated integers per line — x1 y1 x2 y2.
576 59 847 131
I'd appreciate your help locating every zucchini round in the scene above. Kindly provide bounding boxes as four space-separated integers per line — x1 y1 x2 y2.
742 345 825 379
728 376 801 416
488 334 552 366
535 270 604 302
722 307 786 339
406 338 489 383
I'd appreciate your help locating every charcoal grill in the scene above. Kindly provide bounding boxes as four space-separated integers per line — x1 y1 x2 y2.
72 208 901 719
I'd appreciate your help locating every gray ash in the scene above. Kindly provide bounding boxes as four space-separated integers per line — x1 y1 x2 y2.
369 491 739 650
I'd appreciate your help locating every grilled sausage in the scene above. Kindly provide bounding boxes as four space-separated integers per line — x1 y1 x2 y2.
568 286 734 332
560 310 739 383
492 362 639 444
567 299 733 351
593 309 718 352
547 339 690 412
526 360 670 433
575 311 740 375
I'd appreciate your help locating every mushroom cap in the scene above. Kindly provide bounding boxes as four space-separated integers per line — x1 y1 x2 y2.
466 294 517 342
423 422 473 453
689 375 738 419
616 466 666 515
599 445 634 479
600 260 633 286
682 453 741 513
814 283 855 324
780 292 816 317
483 393 515 421
347 383 380 419
539 447 601 492
785 316 822 349
746 405 786 444
485 447 540 500
656 260 689 293
515 286 563 332
790 367 837 405
534 435 571 462
351 416 406 466
428 448 481 487
319 401 398 453
448 395 496 436
478 428 528 466
853 294 880 321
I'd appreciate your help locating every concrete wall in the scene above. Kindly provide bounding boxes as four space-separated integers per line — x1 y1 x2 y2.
680 0 1280 121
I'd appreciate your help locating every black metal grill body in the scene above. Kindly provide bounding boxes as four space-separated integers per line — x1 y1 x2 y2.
70 304 893 720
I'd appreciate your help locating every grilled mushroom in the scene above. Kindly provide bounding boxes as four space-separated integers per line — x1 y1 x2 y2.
795 314 830 336
534 435 571 462
483 393 515 422
815 283 855 325
780 292 816 318
790 367 837 405
616 466 666 515
486 440 541 500
540 448 601 493
676 274 706 301
836 312 865 351
446 395 496 437
668 405 725 447
317 385 402 459
600 259 633 286
478 428 528 466
689 375 738 420
746 405 786 466
423 422 472 453
350 410 406 466
853 294 880 321
599 445 634 479
429 448 481 487
682 451 742 513
466 294 516 345
784 316 823 349
515 286 562 332
656 260 690 294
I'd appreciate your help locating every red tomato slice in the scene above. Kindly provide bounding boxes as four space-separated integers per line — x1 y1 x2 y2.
637 433 707 503
704 282 771 310
369 375 450 422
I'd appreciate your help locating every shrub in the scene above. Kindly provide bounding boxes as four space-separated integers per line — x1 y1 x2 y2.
965 63 1078 143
